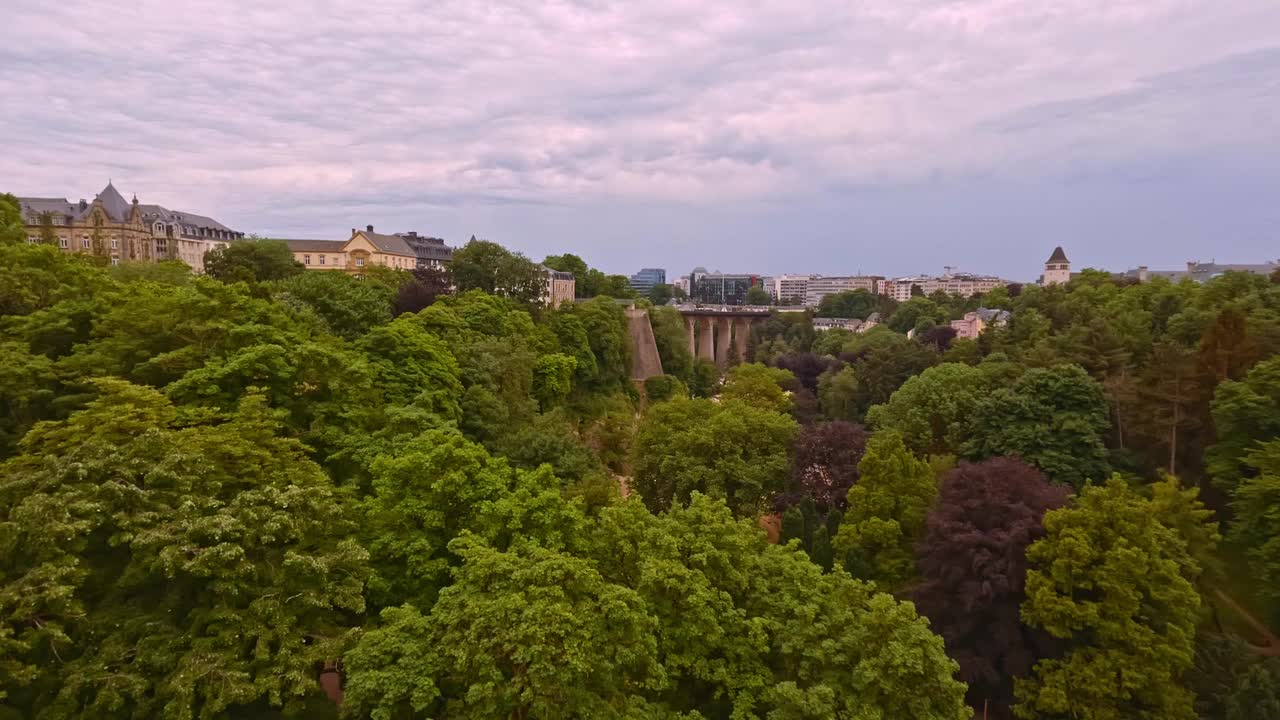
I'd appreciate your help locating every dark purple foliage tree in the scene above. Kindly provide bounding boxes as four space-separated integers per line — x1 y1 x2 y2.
919 325 958 352
780 377 821 425
772 352 840 393
778 421 870 512
393 266 453 316
913 457 1070 716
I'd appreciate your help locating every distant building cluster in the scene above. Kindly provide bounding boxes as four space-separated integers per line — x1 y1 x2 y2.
656 268 1011 308
15 181 244 273
1037 247 1277 286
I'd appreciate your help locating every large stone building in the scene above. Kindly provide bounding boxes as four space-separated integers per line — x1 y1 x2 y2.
285 225 449 275
542 267 576 308
16 181 243 271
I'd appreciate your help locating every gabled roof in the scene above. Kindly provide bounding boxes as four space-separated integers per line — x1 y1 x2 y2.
357 230 416 256
1046 246 1069 264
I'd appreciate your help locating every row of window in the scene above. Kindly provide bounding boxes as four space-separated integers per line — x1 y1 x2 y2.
302 254 370 267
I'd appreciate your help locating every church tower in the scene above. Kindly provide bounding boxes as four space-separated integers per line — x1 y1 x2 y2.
1043 246 1071 286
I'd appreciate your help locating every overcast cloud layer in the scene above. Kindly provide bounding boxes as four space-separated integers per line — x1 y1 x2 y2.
3 0 1278 279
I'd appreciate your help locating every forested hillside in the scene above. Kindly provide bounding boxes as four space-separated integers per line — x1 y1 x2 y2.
3 195 1279 719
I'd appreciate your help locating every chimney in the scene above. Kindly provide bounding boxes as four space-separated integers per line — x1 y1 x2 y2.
366 224 374 232
351 228 356 236
78 199 87 211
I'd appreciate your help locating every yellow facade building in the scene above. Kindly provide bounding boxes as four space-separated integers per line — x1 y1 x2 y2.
286 226 448 275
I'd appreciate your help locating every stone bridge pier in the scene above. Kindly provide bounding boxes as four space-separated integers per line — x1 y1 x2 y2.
680 308 768 370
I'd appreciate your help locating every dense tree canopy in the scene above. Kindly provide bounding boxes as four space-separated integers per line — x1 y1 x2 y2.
632 398 798 516
966 364 1111 487
1016 478 1206 720
203 238 303 283
5 230 1280 719
345 496 970 720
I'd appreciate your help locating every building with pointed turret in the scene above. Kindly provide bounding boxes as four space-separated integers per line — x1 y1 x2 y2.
15 181 244 272
1041 246 1071 286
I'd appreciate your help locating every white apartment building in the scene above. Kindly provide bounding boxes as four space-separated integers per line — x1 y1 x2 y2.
772 274 811 304
805 275 880 306
881 273 1006 301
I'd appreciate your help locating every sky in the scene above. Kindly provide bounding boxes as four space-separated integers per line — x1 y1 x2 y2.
3 0 1279 281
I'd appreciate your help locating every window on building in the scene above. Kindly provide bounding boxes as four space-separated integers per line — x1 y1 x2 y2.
27 236 37 244
111 239 119 250
59 238 69 249
304 254 311 265
81 238 91 249
319 255 326 265
155 239 167 254
111 257 120 266
355 258 365 267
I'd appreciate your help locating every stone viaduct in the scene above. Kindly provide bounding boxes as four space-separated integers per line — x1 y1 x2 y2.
628 304 771 381
679 305 771 370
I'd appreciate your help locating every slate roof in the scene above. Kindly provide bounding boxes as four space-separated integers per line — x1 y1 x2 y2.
18 182 240 235
283 239 346 252
1046 246 1069 264
96 181 133 222
138 204 235 232
18 197 78 219
359 230 416 256
974 308 1011 323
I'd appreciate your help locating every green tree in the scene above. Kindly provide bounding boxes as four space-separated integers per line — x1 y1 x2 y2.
1015 478 1204 720
647 283 675 306
275 269 395 339
816 289 876 319
345 540 658 720
203 238 303 283
687 358 718 398
721 362 794 413
356 317 464 421
833 431 936 591
967 364 1110 487
1230 440 1280 622
649 306 693 381
454 238 544 305
745 285 771 305
1207 357 1280 494
643 374 686 403
632 398 798 516
0 193 25 245
888 296 947 333
533 353 577 410
0 380 369 718
866 362 986 455
817 365 859 421
360 429 585 609
346 495 970 720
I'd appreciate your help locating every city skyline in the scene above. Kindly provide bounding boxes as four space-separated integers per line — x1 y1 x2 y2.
4 1 1279 279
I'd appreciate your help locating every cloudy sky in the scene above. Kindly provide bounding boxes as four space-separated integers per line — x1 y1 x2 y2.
3 0 1278 280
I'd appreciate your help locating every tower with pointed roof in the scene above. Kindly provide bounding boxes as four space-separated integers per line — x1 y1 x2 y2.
1043 246 1071 286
